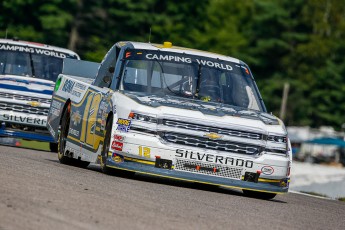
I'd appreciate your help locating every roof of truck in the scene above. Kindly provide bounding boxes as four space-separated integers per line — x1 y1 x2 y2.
117 41 241 64
0 38 79 58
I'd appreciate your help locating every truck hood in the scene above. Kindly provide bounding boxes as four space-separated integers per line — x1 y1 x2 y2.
123 92 279 126
0 75 54 96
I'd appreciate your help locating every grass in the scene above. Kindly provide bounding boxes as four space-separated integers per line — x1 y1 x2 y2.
19 139 50 151
300 191 345 202
299 191 328 198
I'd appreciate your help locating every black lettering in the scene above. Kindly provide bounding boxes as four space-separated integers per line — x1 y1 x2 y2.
197 153 206 161
215 155 224 164
175 149 184 157
190 152 196 160
236 159 244 167
14 116 20 122
206 154 214 162
225 157 234 165
34 118 40 124
3 114 9 120
20 117 26 122
27 117 32 123
185 150 189 158
245 161 253 168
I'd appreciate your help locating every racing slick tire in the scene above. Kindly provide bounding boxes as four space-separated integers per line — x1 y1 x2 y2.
242 190 277 200
100 116 113 174
50 142 58 152
58 107 90 168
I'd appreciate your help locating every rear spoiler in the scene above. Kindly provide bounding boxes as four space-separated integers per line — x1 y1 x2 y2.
62 58 100 79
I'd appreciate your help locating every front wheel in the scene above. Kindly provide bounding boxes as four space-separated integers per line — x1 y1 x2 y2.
50 142 58 152
58 108 71 164
242 190 277 200
100 116 113 174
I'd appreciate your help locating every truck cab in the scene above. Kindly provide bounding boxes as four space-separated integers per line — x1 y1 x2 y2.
0 39 79 151
48 41 291 199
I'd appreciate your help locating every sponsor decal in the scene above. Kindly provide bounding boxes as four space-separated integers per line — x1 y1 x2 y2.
113 155 123 163
0 114 46 126
175 149 253 168
71 90 81 98
61 79 75 93
50 100 62 117
261 166 274 175
111 141 123 151
69 128 80 137
52 100 62 109
74 82 87 90
145 54 233 71
0 44 69 58
71 110 81 126
116 118 131 132
113 134 124 141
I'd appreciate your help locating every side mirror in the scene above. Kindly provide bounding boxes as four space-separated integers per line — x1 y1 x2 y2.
103 75 112 84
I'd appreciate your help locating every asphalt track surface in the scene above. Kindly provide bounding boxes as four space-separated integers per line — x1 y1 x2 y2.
1 145 345 230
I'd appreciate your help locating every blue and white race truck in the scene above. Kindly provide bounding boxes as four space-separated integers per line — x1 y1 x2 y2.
47 41 291 199
0 39 79 151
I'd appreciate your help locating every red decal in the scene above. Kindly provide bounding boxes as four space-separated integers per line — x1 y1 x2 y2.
111 141 123 151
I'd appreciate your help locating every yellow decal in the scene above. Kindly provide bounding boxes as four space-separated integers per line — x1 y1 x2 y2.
204 132 222 140
81 92 103 149
138 146 151 158
117 118 130 126
27 101 41 107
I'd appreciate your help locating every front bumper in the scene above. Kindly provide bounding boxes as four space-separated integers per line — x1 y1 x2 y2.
0 110 53 142
0 125 54 142
107 131 290 194
106 157 289 194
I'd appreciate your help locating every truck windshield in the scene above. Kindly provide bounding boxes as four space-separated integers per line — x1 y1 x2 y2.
120 49 263 111
0 50 72 82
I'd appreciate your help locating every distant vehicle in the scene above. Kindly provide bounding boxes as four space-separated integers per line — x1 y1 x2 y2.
47 41 291 200
0 39 79 151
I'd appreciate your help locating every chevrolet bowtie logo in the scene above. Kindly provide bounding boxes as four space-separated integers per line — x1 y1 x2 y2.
27 101 41 107
204 132 222 140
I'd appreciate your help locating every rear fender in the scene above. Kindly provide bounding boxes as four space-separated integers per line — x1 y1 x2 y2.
47 97 70 142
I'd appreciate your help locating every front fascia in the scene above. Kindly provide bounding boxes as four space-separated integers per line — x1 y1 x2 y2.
108 92 290 193
0 76 54 142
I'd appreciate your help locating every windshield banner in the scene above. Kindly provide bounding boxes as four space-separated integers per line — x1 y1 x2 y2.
124 49 249 73
0 43 72 58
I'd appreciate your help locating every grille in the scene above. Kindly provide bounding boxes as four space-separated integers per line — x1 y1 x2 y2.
0 102 49 116
175 159 242 179
0 92 51 104
162 132 262 155
163 119 263 140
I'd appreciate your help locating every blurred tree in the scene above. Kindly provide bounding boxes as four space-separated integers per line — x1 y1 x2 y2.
0 0 344 129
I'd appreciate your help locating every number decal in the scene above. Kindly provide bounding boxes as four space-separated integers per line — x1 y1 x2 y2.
81 92 102 149
138 146 151 158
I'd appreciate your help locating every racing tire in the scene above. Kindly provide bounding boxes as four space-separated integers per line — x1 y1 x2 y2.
242 190 277 200
57 107 90 168
50 142 58 152
58 108 72 164
100 116 113 174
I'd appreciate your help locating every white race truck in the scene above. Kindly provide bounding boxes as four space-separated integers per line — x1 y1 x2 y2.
0 39 79 151
47 41 291 199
